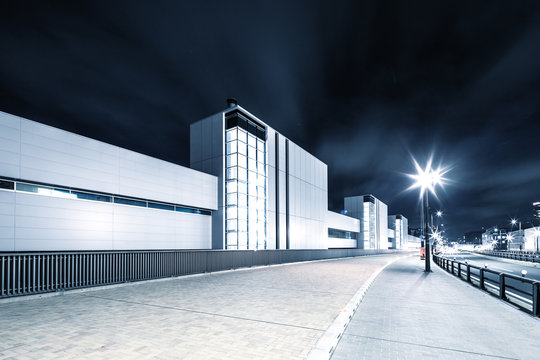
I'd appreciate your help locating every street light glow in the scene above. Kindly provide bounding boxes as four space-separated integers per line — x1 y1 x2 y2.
406 155 449 201
436 210 443 217
511 219 517 225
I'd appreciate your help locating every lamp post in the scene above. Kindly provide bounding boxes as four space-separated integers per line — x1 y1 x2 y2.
407 157 448 272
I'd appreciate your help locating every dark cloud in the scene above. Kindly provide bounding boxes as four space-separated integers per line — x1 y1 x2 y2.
1 1 540 240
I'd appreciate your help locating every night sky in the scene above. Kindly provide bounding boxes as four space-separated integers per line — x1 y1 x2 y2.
1 1 540 241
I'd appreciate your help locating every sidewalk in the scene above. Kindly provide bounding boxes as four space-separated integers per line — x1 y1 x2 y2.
332 256 540 360
0 254 401 359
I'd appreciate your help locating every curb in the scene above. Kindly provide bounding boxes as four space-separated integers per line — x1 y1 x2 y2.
307 255 408 360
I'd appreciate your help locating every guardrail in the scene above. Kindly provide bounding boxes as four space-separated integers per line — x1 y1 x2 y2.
1 248 399 299
433 253 540 317
474 250 540 263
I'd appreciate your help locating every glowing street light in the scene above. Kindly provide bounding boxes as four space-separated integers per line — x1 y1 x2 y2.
407 155 449 272
436 210 443 217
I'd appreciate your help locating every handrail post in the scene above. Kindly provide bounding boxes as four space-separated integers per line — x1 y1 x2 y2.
499 273 505 300
533 282 539 317
467 265 471 282
480 268 485 289
451 261 454 275
458 263 461 277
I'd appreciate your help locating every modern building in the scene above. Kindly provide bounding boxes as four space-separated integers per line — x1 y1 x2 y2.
344 195 388 250
0 100 362 252
481 226 508 250
190 99 358 250
388 214 408 249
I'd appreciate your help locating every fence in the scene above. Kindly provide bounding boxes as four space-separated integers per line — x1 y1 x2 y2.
474 250 540 263
1 248 397 299
433 253 540 317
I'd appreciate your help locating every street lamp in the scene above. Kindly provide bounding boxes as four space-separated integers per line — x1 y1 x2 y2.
407 156 449 272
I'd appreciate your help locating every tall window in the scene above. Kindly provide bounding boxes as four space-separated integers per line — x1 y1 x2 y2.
225 127 266 250
363 201 376 249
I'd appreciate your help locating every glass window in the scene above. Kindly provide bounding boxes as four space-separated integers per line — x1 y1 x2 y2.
238 207 247 219
257 186 265 198
237 128 247 143
227 232 237 244
238 232 248 247
226 181 238 193
227 219 237 231
238 193 247 207
257 139 264 150
257 164 265 175
226 154 237 167
248 182 257 196
72 191 112 203
237 141 247 156
0 180 15 190
238 220 247 232
226 128 237 142
16 182 40 193
226 141 237 154
226 167 237 180
148 202 174 211
248 171 257 183
257 150 264 163
248 146 256 159
226 206 238 219
248 134 257 147
237 167 247 182
257 175 265 187
114 197 146 207
238 182 247 194
226 193 237 205
238 154 247 168
248 158 257 171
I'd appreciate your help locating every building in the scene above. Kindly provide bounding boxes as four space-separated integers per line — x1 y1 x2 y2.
523 227 540 251
0 101 362 252
343 195 388 250
388 214 408 249
534 202 540 222
190 99 358 250
464 230 483 245
481 226 508 250
0 111 217 251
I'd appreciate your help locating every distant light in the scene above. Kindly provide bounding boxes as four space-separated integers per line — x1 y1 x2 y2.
511 219 517 225
436 211 443 217
522 270 528 277
494 228 498 232
406 155 450 200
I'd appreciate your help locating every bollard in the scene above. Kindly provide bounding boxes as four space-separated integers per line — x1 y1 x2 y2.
499 273 505 300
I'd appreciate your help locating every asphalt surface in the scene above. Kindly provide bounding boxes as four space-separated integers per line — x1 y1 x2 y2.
448 251 540 281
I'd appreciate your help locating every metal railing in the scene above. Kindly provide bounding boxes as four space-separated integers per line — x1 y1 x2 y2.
433 253 540 317
1 248 398 299
474 250 540 263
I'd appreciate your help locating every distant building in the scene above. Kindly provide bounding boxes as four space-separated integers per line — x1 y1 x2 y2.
388 214 408 249
344 195 388 249
464 230 483 245
534 201 540 222
482 226 508 250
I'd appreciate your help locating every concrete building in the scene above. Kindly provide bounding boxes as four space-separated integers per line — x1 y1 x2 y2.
0 100 360 252
388 214 408 249
344 195 388 250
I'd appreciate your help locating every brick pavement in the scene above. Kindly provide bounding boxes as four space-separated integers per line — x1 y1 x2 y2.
0 254 400 359
332 256 540 360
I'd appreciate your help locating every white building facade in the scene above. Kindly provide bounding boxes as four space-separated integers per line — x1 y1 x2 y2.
344 195 389 250
190 100 357 250
0 111 217 251
388 214 408 249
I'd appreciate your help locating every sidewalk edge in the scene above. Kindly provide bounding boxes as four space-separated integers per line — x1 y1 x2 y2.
307 255 408 360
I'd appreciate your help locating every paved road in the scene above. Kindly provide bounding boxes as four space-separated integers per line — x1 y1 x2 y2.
0 254 401 359
332 255 540 360
449 252 540 281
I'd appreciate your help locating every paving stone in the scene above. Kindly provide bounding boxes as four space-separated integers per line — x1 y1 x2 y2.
0 254 398 359
332 256 540 360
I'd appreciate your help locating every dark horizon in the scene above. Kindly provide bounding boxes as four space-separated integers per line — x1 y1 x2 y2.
1 1 540 240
